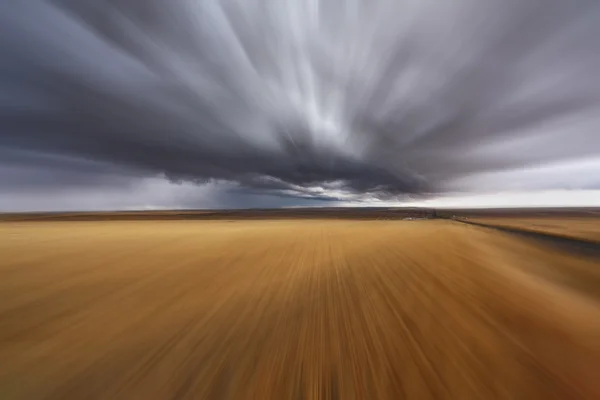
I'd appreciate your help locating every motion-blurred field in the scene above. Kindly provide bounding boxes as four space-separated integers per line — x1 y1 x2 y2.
1 216 600 399
443 207 600 242
469 217 600 242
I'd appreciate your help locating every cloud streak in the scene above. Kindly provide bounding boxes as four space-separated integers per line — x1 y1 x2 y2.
1 0 600 209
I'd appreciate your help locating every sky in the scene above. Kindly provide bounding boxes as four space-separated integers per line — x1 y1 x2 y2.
1 0 600 211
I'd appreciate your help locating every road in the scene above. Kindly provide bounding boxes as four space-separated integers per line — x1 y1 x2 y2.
1 219 599 399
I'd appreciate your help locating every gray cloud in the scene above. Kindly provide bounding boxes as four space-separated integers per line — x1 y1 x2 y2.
1 0 600 210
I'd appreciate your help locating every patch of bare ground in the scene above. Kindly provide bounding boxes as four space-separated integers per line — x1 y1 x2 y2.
468 217 600 242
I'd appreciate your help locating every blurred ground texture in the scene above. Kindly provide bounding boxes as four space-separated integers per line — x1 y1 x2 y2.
1 218 599 399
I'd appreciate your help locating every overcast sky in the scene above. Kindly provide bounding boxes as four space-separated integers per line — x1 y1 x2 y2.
1 0 600 211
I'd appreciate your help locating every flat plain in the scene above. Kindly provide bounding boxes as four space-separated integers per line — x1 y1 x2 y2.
443 207 600 242
467 217 600 242
1 213 600 399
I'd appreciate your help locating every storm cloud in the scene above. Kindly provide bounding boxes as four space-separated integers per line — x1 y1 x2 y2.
1 0 600 210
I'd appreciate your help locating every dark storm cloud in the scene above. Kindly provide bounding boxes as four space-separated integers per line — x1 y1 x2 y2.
1 0 600 209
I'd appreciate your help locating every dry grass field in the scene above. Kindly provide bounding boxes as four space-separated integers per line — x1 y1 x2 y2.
1 217 600 399
467 217 600 242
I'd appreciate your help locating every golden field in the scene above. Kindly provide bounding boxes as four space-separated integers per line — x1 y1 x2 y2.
1 218 600 399
468 217 600 242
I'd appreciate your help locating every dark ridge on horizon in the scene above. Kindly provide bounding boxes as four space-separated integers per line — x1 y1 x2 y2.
2 206 600 222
